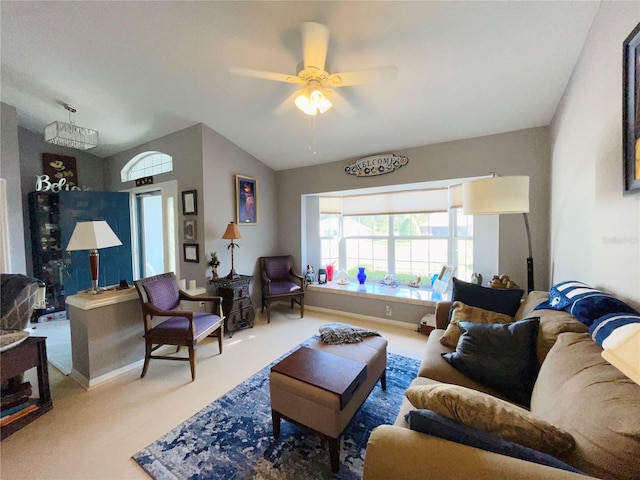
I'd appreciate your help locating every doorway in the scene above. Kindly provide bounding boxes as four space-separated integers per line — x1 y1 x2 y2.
126 180 178 281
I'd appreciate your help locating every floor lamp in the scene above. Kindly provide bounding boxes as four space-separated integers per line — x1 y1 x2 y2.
66 220 122 294
462 175 534 293
222 221 242 279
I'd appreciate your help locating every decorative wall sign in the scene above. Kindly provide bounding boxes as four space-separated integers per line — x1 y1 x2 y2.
136 176 153 187
344 154 409 177
43 153 78 188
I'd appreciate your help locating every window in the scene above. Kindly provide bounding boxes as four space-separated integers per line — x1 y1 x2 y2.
120 151 173 182
318 194 473 284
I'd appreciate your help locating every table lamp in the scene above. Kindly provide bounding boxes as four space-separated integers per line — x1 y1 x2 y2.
462 175 534 292
222 221 241 279
66 220 122 294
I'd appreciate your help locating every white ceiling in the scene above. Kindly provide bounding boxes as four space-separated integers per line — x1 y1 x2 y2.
1 1 600 171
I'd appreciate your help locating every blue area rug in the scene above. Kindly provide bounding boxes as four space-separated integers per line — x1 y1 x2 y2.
133 344 419 480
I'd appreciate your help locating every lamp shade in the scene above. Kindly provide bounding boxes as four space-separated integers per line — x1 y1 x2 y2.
462 176 529 215
221 222 242 240
66 221 122 251
448 184 463 209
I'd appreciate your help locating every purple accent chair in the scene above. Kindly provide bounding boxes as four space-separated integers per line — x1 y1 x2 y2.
259 255 305 323
134 272 224 381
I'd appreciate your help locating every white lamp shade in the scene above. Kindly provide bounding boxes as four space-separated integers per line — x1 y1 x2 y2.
66 221 122 251
601 323 640 386
462 176 529 215
448 184 463 209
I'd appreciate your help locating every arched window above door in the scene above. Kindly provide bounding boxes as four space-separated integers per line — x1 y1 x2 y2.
121 151 173 182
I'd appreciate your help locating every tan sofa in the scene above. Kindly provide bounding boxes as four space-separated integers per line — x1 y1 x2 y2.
363 292 640 480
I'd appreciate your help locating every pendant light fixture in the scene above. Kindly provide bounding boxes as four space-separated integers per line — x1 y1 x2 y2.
45 104 99 151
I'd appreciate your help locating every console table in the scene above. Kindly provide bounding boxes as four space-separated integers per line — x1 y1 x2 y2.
0 336 53 440
210 275 255 337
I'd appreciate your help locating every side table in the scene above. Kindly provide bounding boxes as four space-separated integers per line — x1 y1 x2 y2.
1 336 53 440
210 275 255 337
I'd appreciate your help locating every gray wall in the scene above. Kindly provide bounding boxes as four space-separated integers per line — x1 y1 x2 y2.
277 126 551 296
17 126 105 276
104 124 205 285
550 1 640 309
0 103 26 273
201 125 277 306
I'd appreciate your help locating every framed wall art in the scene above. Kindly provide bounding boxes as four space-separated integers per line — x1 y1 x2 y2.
184 220 197 241
183 243 199 263
235 175 258 225
623 23 640 194
182 189 198 215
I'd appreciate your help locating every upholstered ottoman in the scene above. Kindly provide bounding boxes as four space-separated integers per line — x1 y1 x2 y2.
269 335 388 472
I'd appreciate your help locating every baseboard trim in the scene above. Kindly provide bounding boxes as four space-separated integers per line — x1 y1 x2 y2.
305 305 418 330
70 360 145 391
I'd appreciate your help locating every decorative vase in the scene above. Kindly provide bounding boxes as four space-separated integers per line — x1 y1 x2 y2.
326 265 334 282
357 267 367 285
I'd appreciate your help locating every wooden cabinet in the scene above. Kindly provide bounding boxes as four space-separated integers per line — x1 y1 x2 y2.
210 276 255 337
1 337 53 440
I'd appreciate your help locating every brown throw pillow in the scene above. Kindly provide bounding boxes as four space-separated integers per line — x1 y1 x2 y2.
440 301 514 348
405 383 575 456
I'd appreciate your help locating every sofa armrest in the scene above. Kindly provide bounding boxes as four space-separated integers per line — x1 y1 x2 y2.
363 425 593 480
434 301 451 329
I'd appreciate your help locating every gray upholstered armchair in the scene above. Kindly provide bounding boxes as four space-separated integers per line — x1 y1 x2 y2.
259 255 305 323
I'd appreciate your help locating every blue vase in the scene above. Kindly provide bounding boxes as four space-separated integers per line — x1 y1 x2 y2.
357 267 367 284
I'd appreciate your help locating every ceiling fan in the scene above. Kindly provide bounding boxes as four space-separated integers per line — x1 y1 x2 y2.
230 22 397 117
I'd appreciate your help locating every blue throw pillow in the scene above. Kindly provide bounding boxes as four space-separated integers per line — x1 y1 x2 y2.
449 278 524 320
406 410 584 474
442 318 540 406
535 281 638 326
589 313 640 347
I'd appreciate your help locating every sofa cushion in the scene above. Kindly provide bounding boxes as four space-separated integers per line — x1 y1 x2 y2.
530 332 640 479
442 318 540 406
536 309 588 364
406 409 584 474
418 330 510 400
515 290 549 320
449 278 524 319
440 301 514 348
405 383 575 456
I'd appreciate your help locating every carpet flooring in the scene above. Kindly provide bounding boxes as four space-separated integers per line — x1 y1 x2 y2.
133 345 419 480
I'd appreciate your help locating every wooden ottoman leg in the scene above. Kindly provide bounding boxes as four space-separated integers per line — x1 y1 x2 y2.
328 437 340 473
380 369 386 390
271 409 281 439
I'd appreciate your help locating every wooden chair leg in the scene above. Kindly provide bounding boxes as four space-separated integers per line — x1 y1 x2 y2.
188 345 196 381
266 302 271 323
300 297 304 318
217 326 223 353
141 341 152 378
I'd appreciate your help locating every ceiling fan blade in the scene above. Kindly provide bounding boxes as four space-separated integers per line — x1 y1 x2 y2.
327 66 398 87
301 22 330 70
274 89 305 115
229 67 302 84
328 89 356 117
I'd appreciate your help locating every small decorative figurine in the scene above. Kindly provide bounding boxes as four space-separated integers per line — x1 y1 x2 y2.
408 276 422 288
305 264 315 283
207 251 221 280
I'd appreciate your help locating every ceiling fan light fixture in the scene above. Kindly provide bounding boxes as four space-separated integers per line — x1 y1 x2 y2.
294 88 332 116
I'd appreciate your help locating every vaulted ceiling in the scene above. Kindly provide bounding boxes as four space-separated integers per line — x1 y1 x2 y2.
1 1 600 170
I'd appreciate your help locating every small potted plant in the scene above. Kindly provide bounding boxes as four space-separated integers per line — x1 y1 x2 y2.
209 251 220 280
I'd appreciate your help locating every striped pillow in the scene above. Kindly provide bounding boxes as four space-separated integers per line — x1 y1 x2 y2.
536 281 638 326
589 313 640 347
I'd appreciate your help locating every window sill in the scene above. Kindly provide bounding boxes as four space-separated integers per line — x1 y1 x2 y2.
307 282 448 307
